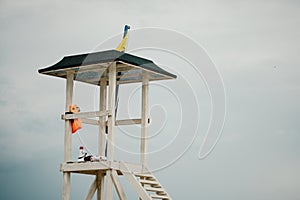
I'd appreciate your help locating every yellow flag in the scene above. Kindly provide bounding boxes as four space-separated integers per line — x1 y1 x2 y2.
116 34 129 52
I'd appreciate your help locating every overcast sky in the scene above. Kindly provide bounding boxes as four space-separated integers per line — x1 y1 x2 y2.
0 0 299 199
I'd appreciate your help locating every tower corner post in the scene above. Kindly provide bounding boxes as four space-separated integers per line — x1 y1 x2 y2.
62 72 74 200
105 62 117 200
98 72 107 200
141 72 149 167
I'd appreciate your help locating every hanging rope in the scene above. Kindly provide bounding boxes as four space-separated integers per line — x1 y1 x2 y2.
76 131 94 156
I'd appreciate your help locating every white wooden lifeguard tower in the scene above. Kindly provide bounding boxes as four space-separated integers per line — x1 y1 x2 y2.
38 48 176 199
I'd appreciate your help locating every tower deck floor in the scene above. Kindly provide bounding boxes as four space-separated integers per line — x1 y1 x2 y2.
60 161 146 175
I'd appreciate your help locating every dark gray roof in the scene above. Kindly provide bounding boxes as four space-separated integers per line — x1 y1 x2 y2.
38 50 176 85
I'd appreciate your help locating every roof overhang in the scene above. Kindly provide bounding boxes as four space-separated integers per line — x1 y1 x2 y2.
38 50 176 85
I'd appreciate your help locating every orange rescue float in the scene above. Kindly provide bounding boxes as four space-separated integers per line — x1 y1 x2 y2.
69 104 82 134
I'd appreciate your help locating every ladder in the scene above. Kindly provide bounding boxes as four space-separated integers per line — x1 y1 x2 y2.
120 162 172 200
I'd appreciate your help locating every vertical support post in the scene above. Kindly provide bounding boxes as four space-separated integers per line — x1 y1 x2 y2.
140 72 149 167
107 62 116 161
106 62 116 200
98 74 107 200
106 170 114 200
99 75 107 157
62 72 74 200
97 173 104 200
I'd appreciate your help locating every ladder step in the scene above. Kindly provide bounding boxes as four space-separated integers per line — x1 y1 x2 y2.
135 173 154 178
144 177 156 181
150 194 170 199
145 187 165 193
139 179 160 186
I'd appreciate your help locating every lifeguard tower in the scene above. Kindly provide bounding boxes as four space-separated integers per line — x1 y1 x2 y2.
38 33 177 199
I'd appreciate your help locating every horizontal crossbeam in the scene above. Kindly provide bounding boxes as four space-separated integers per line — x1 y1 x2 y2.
61 111 108 120
69 117 147 126
110 118 143 126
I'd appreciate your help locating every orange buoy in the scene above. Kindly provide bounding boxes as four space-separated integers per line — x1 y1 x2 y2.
69 104 82 133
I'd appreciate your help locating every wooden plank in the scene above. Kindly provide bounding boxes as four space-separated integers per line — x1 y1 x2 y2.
64 72 74 162
85 178 97 200
60 161 110 172
106 62 116 200
104 118 142 126
60 161 144 173
144 187 165 193
97 172 104 200
62 72 74 200
106 170 114 200
116 118 141 126
107 62 116 161
82 118 99 126
62 110 108 120
62 172 71 200
134 173 153 178
98 75 107 200
141 72 149 166
150 194 169 199
99 77 107 157
139 179 159 186
111 170 127 200
64 115 142 127
120 162 151 200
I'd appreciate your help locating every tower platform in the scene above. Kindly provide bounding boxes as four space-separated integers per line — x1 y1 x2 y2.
60 161 145 175
61 161 172 200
